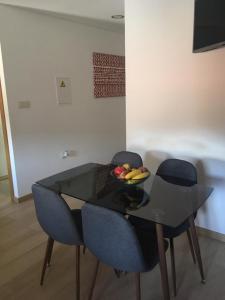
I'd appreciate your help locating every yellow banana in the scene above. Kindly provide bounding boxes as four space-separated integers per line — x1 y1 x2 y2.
127 179 137 184
122 163 131 170
132 171 150 180
125 169 142 180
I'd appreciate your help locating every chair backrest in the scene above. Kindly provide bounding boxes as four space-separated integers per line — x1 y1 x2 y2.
82 203 148 272
156 159 197 186
32 184 83 245
111 151 143 168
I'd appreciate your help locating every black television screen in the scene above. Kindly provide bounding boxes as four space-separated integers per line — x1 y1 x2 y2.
193 0 225 53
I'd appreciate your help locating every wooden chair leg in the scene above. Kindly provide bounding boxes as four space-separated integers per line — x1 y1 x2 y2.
76 246 80 300
135 273 141 300
88 259 100 300
40 237 54 286
47 239 54 266
186 229 196 264
114 269 122 278
170 238 176 297
83 246 86 255
189 216 205 283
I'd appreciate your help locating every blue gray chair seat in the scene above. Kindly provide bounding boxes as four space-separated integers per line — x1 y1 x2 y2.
111 150 143 168
130 216 191 239
82 203 168 300
129 159 201 297
32 184 83 300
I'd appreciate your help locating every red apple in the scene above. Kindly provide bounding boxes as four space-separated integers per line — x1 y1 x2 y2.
118 170 130 179
114 166 125 176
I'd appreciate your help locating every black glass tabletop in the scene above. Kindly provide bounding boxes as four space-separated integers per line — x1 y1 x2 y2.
37 163 213 228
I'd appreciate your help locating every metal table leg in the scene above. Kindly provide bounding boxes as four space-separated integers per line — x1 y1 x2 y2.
156 223 170 300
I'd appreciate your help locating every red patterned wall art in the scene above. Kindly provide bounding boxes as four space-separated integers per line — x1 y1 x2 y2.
93 52 125 98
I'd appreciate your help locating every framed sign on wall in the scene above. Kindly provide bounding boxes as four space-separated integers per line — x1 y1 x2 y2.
56 77 72 104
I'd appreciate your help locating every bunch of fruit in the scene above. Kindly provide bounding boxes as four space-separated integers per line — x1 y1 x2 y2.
113 163 150 184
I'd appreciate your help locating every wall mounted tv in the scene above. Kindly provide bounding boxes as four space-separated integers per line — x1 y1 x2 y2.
193 0 225 53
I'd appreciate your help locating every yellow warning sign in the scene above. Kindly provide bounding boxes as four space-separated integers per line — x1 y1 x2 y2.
60 80 66 88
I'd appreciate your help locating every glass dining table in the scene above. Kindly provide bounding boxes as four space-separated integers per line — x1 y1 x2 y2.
37 163 213 300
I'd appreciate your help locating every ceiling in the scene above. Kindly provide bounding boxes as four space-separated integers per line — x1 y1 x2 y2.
0 0 124 31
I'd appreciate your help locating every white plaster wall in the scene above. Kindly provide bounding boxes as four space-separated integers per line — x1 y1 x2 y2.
0 5 126 197
0 116 7 177
125 0 225 234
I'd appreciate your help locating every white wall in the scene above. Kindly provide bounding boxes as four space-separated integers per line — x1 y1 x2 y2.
0 116 7 177
0 5 126 197
125 0 225 234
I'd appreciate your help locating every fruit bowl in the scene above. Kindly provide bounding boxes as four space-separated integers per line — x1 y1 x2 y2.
111 172 150 185
111 164 150 185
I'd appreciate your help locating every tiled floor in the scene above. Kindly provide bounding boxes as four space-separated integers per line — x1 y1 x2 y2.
0 194 225 300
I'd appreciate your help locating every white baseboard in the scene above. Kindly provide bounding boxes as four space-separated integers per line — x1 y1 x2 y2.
14 193 33 203
197 226 225 243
